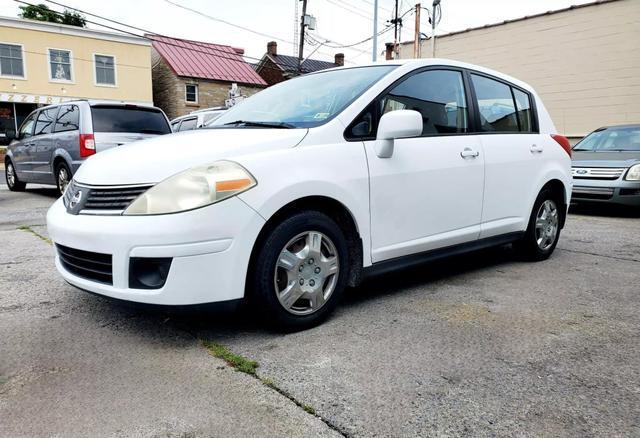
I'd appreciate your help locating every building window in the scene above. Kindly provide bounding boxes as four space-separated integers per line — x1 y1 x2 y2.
49 49 73 82
185 84 198 103
0 43 24 78
94 54 116 86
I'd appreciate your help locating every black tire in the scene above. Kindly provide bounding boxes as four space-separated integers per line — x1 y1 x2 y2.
248 210 350 331
5 159 26 191
515 188 563 261
55 161 71 196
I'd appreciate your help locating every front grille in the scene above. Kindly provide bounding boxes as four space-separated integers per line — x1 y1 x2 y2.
572 167 625 180
572 186 615 200
56 244 113 284
64 180 152 215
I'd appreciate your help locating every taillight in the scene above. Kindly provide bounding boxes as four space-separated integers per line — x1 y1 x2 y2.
79 133 95 158
551 134 571 157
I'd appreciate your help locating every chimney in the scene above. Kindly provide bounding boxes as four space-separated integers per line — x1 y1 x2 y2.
334 53 344 66
385 43 394 60
267 41 277 56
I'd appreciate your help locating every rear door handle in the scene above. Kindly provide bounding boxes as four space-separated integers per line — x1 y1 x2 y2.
460 147 480 158
530 144 544 153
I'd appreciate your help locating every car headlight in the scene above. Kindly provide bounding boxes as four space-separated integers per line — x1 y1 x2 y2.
625 164 640 181
123 160 256 215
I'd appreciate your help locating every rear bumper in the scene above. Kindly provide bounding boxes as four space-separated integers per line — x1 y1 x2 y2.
572 179 640 206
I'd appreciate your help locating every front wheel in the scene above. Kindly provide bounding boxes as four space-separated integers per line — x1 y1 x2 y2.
516 189 562 261
5 160 26 191
248 211 349 330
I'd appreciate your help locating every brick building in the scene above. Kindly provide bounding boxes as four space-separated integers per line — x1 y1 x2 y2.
255 41 344 86
148 35 267 120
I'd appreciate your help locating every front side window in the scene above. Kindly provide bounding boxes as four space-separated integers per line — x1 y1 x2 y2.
185 84 198 103
380 69 469 136
49 49 72 82
19 112 36 139
55 105 79 132
34 107 58 136
0 43 24 77
472 74 519 132
95 54 116 85
210 65 397 129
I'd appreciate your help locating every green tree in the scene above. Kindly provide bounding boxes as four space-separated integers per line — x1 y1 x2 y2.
18 4 86 27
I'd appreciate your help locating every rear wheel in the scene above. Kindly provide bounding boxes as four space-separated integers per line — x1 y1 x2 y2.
5 160 26 191
516 189 562 261
249 211 349 330
55 162 71 196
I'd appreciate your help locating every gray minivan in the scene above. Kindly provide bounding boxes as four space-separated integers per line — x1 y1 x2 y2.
4 100 171 195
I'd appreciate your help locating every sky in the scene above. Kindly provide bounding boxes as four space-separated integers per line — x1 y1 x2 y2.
0 0 595 65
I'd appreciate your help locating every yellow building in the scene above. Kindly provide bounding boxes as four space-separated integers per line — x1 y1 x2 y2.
0 16 152 144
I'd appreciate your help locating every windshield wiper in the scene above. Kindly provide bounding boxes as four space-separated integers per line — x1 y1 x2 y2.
572 148 590 151
222 120 295 129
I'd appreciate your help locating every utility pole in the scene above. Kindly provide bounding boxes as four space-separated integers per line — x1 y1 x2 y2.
413 3 421 58
372 0 378 61
432 0 440 58
297 0 308 73
390 0 402 59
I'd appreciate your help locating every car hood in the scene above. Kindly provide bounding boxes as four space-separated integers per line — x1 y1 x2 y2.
572 151 640 167
74 128 308 185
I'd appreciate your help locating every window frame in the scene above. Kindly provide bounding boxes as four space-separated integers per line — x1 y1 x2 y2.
344 65 479 142
465 69 539 135
0 41 26 80
344 65 539 142
47 48 74 84
178 116 198 131
185 84 198 104
93 53 117 87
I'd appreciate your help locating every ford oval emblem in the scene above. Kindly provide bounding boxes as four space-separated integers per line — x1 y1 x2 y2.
576 169 588 175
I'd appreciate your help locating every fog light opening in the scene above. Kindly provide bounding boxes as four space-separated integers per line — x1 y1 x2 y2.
129 257 173 290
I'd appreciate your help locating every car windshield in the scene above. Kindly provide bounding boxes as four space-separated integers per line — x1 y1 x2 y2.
207 65 398 129
573 127 640 152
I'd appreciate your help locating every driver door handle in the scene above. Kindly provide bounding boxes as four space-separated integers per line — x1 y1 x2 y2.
530 144 544 153
460 147 480 158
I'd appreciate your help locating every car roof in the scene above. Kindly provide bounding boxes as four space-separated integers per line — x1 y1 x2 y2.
596 124 640 130
35 100 160 112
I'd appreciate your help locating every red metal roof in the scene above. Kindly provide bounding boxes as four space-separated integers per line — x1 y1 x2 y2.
148 35 267 86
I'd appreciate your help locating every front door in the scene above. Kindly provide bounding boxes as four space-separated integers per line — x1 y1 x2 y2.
13 111 37 178
362 68 485 262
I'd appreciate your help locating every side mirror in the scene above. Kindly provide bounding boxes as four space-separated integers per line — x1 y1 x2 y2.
375 110 423 158
5 129 16 141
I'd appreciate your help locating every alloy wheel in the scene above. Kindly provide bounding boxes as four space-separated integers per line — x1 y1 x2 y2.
6 163 16 188
535 199 558 251
58 167 70 194
273 231 340 315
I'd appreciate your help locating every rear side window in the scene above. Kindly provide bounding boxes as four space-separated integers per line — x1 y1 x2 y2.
54 105 79 132
513 89 533 132
381 69 469 136
178 117 197 131
34 107 58 135
471 75 518 132
91 106 170 134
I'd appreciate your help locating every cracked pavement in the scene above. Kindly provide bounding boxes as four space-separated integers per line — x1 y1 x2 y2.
1 184 639 437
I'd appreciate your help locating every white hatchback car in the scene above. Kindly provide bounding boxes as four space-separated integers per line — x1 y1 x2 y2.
47 59 572 329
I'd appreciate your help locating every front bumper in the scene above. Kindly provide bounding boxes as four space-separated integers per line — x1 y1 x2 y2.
571 178 640 206
46 197 265 305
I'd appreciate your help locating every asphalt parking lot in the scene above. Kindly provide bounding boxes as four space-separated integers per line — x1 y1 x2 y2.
1 184 638 437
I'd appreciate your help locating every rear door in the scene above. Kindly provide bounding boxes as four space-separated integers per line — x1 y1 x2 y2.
468 72 541 238
32 106 60 182
53 104 81 171
90 105 171 151
361 68 485 262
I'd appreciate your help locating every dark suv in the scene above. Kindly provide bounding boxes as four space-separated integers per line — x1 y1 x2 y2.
4 100 171 195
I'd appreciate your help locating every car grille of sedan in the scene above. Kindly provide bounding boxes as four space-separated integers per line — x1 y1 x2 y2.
56 244 113 285
571 167 626 180
64 180 152 215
